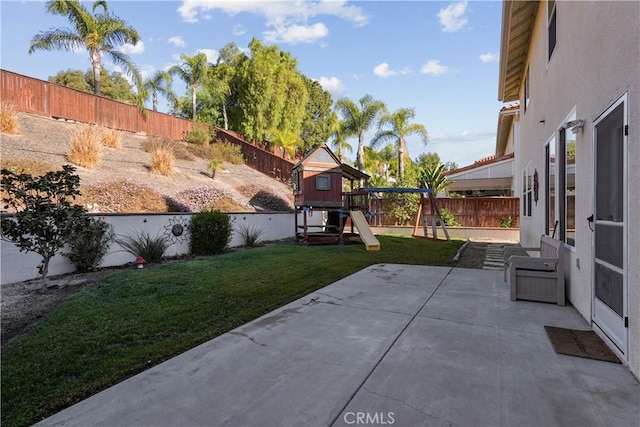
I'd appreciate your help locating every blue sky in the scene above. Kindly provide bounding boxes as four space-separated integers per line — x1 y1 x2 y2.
0 0 505 168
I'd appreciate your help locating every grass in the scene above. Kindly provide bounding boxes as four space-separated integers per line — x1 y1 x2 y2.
67 125 101 169
99 127 122 149
1 236 461 427
0 101 19 134
0 158 56 176
149 147 175 176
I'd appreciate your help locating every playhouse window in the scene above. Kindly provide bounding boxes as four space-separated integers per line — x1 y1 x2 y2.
316 175 330 190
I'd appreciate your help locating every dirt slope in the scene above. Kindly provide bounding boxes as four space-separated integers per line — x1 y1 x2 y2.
0 112 293 212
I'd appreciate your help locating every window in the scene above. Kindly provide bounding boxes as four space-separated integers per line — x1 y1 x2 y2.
524 67 530 112
548 0 557 60
546 139 557 236
292 170 301 195
522 163 533 217
558 127 576 246
316 174 330 191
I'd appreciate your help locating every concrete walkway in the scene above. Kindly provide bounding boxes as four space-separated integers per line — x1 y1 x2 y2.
38 265 639 427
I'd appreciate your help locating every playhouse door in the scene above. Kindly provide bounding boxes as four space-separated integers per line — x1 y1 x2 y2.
592 95 627 355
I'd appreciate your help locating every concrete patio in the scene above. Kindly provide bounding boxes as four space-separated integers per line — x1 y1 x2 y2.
38 265 639 426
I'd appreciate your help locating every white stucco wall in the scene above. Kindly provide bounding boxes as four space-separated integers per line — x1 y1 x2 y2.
1 211 323 286
513 1 639 377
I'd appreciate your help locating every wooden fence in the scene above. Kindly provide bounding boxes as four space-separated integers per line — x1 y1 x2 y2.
370 197 519 228
1 69 293 180
216 129 295 182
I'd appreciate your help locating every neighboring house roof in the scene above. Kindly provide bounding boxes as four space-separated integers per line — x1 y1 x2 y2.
445 153 515 177
498 1 538 102
444 153 515 193
495 102 520 157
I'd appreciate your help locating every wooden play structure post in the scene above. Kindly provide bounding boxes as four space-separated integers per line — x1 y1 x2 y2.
413 192 451 242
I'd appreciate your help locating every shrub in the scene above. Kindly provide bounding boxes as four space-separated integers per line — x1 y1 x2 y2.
208 158 222 178
184 127 211 145
210 142 243 164
0 165 87 284
500 216 514 228
0 101 19 134
439 208 461 227
190 211 233 255
0 158 55 176
239 185 292 211
143 137 195 161
237 224 265 247
67 125 102 168
115 230 169 263
150 147 175 176
64 217 114 272
100 127 122 149
78 180 169 213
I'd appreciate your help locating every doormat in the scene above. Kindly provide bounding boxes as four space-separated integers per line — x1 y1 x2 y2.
544 326 621 364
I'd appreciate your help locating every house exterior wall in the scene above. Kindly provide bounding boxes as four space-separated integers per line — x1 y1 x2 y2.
514 1 639 377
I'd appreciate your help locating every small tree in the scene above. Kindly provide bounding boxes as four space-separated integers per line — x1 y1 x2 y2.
1 165 88 285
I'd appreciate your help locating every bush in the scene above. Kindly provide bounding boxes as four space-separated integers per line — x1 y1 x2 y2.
67 125 102 168
0 158 55 176
189 211 233 255
439 208 461 227
115 230 169 263
100 127 122 149
184 127 211 145
150 147 175 176
210 142 243 164
0 101 19 134
237 224 265 247
208 158 222 178
240 186 292 211
64 217 114 272
186 140 244 164
142 138 195 161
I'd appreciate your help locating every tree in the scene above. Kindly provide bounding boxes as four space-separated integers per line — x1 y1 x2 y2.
335 94 386 172
49 69 90 92
418 163 453 240
300 77 334 153
169 52 209 121
212 42 246 130
85 69 136 103
234 38 308 141
364 144 395 182
1 165 88 286
143 70 177 112
270 129 300 159
371 108 428 179
29 0 143 97
328 111 352 162
416 152 441 171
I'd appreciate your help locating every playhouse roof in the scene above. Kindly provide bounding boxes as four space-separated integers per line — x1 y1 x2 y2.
292 145 370 181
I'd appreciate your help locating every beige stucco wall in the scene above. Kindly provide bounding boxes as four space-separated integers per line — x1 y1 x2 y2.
1 211 321 285
514 1 639 377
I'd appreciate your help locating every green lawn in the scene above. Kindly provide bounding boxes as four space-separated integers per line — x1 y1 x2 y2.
1 236 461 427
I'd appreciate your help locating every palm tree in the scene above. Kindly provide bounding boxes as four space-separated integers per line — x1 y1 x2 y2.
335 95 386 172
371 108 428 179
169 53 209 121
270 129 300 160
327 111 352 162
143 70 177 112
29 0 143 97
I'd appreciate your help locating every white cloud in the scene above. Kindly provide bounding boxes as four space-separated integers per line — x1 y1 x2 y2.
197 49 219 64
420 60 450 76
428 130 495 143
265 22 329 44
232 24 246 36
479 52 498 63
373 62 410 78
437 1 468 33
177 0 368 44
317 76 345 96
138 65 156 81
168 36 186 48
121 41 145 55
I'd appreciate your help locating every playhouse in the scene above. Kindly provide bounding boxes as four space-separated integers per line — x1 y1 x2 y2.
292 145 379 250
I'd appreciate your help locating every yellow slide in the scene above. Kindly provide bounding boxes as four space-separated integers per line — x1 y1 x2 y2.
350 210 380 251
